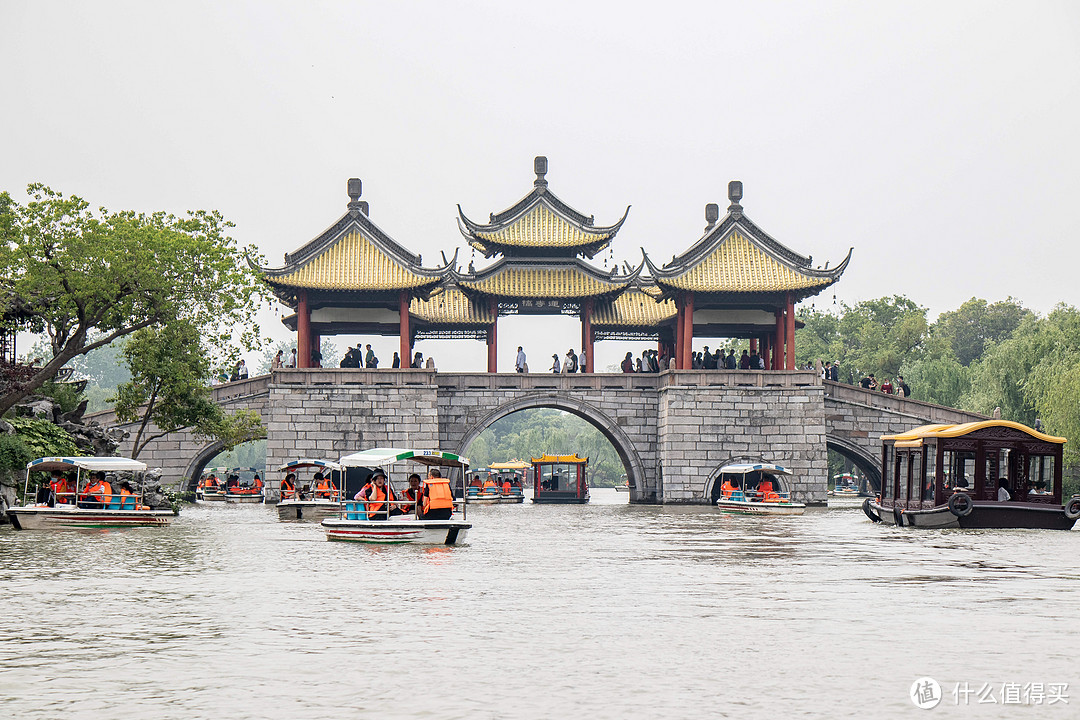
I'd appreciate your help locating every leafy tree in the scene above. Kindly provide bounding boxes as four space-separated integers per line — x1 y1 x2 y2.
0 184 267 416
898 334 970 407
934 297 1032 366
112 321 265 459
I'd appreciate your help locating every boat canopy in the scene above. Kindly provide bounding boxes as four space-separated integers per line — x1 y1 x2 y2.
339 448 470 468
881 420 1066 445
531 454 587 464
277 459 343 472
718 463 792 476
489 460 530 470
26 456 147 473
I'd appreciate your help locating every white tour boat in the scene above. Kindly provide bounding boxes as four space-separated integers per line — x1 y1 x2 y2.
7 456 176 530
714 463 806 516
322 448 471 545
276 459 343 521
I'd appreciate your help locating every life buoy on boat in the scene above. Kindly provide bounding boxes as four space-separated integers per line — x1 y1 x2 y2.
1064 496 1080 520
892 507 904 526
948 492 973 517
862 498 881 523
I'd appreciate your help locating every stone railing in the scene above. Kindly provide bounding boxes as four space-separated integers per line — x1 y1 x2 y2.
823 380 987 424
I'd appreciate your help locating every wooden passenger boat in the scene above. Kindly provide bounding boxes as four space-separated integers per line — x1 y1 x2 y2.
464 469 502 504
864 420 1080 530
531 454 590 504
714 463 806 515
321 448 471 545
7 457 175 530
276 459 343 521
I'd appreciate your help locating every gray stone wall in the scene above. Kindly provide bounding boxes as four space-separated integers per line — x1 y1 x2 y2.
659 382 828 504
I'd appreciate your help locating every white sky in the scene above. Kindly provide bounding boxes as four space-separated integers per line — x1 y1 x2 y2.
4 1 1079 373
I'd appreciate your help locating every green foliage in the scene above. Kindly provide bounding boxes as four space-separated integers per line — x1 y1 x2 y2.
208 439 267 469
112 321 266 458
37 381 85 415
934 297 1031 366
0 433 33 473
0 184 268 415
466 409 625 486
6 416 82 459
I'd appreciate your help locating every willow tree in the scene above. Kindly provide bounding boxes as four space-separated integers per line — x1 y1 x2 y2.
0 184 266 416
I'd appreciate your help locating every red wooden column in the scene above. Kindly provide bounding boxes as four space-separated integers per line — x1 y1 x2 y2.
581 298 594 373
398 291 411 370
773 307 784 370
750 338 758 354
761 336 770 370
785 291 796 370
486 298 498 373
674 296 684 369
297 290 312 369
682 292 695 370
312 334 321 367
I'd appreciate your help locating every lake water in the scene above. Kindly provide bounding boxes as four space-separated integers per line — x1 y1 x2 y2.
1 489 1077 719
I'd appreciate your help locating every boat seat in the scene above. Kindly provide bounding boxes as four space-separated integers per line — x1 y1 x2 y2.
107 495 122 510
344 502 367 521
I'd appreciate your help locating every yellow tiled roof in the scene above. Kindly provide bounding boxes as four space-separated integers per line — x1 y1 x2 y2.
460 265 630 299
266 231 437 291
532 454 588 464
662 232 833 293
475 204 614 249
593 290 676 327
410 288 495 325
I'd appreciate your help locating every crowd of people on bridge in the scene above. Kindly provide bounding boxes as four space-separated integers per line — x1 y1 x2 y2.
857 372 911 397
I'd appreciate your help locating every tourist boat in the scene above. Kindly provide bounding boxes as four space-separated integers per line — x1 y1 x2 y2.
7 456 176 530
276 459 343 521
532 454 590 504
490 462 528 503
464 468 502 504
714 463 806 516
321 448 471 545
830 473 859 496
196 466 227 502
222 466 265 503
864 420 1080 530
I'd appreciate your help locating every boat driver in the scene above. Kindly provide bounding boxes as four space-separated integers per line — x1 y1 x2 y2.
419 468 454 520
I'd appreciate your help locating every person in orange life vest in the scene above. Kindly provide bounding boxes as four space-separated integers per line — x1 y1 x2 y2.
756 475 775 500
720 478 735 499
252 474 264 494
482 476 497 492
469 475 483 489
397 474 422 516
419 468 454 520
501 479 512 494
280 472 297 500
50 471 74 505
80 471 112 509
118 480 137 509
356 471 395 520
313 472 337 500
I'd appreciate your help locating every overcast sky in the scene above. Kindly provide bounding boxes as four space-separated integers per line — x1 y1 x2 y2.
4 2 1078 372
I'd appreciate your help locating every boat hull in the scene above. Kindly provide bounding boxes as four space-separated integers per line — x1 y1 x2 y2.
8 505 175 530
224 493 264 504
276 500 341 521
716 499 806 515
322 518 471 545
499 494 525 504
532 497 590 504
466 494 502 505
868 500 1077 530
197 492 226 502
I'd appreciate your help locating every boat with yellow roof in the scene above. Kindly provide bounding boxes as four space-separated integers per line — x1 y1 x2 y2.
864 420 1080 530
531 454 589 504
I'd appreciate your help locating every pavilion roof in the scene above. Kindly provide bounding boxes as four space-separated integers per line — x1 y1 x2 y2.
409 287 496 326
457 157 629 259
257 181 450 305
592 287 676 328
452 257 643 300
643 191 851 301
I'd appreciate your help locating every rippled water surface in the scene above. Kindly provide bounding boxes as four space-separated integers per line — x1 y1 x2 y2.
2 490 1078 719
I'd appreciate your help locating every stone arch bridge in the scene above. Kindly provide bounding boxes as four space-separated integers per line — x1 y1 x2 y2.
85 370 984 505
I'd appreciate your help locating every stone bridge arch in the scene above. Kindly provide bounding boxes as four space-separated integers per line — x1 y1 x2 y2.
452 393 652 501
827 437 881 492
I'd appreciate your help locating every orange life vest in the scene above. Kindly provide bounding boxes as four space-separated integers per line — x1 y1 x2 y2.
502 481 511 493
205 476 219 488
362 483 395 513
52 478 73 503
720 481 734 498
315 478 337 499
758 480 774 496
119 488 136 509
422 479 454 515
81 480 110 505
483 480 497 490
281 477 295 499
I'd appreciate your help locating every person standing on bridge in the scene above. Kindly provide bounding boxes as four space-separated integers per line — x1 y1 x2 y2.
238 360 248 379
515 346 527 373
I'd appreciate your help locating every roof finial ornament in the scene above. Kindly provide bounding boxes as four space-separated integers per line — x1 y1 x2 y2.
705 203 719 231
534 156 548 190
347 178 368 216
728 180 743 217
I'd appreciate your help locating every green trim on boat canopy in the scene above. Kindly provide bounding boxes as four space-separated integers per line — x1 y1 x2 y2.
338 448 470 468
